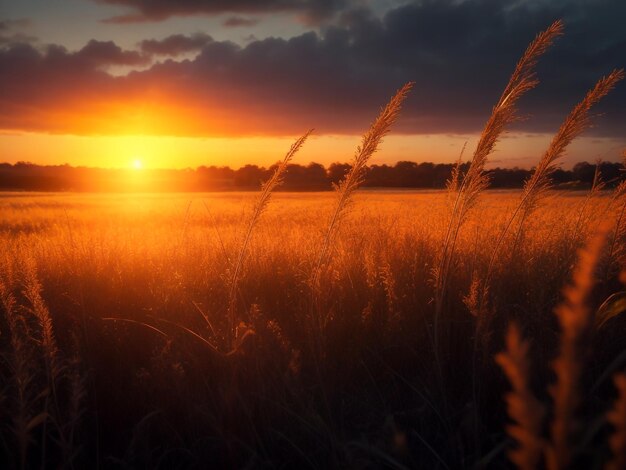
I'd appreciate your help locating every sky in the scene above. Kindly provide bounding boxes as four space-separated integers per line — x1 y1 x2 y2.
0 0 625 169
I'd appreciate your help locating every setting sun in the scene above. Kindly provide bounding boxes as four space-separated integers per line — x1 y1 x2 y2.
132 159 143 170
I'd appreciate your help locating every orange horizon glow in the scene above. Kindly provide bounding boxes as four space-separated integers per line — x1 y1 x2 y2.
1 131 624 170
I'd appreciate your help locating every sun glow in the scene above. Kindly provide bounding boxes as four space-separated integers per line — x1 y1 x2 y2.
132 159 143 170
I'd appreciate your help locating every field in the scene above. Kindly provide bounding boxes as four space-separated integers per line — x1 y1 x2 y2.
1 189 626 468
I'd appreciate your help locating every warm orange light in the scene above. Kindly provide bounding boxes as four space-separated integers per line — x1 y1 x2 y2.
132 159 143 170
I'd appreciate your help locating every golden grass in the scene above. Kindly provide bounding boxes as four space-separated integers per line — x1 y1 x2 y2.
485 70 623 293
0 188 623 468
547 225 611 470
227 130 312 350
496 323 546 470
520 70 623 219
312 83 413 293
434 20 563 325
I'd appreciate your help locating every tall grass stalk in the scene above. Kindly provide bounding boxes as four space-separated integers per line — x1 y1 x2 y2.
605 150 626 278
21 257 69 465
518 70 622 216
22 257 60 393
607 373 626 470
434 19 563 359
485 70 624 286
445 141 467 207
547 224 610 470
311 82 414 308
227 130 312 349
571 160 605 243
496 323 546 470
1 272 35 470
307 83 412 417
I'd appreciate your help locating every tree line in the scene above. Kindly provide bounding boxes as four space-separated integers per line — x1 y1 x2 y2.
0 160 621 192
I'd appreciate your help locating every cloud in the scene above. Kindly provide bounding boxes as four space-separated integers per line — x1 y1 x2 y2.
0 32 37 46
77 39 148 66
222 16 260 28
98 0 347 24
139 33 213 56
0 18 37 45
1 0 625 137
0 18 32 31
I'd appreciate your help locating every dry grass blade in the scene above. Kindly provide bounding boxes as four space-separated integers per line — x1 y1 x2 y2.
590 160 606 195
434 19 563 331
547 224 610 470
496 324 546 470
606 150 626 276
571 159 606 240
227 129 312 346
498 20 564 109
446 141 467 201
520 69 623 218
607 373 626 470
457 20 564 212
101 317 170 338
593 291 626 331
0 273 36 470
486 70 623 283
313 82 414 288
612 150 626 200
22 257 60 386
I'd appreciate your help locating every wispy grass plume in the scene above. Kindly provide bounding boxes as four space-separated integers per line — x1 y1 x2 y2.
1 269 37 470
227 129 312 348
486 70 623 284
496 323 546 470
547 224 610 470
434 19 563 340
572 159 606 241
311 82 414 294
519 70 622 218
446 141 467 205
22 257 60 389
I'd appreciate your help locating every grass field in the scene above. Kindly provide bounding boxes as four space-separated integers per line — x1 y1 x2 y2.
1 189 626 468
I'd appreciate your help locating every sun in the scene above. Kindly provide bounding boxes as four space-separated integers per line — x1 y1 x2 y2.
132 159 143 170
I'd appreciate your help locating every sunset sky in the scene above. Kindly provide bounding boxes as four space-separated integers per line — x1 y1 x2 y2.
1 0 625 169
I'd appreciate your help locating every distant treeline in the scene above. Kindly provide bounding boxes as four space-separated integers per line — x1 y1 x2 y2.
0 160 622 192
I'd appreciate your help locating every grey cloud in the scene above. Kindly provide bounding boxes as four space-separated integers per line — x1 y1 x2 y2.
97 0 348 23
77 39 148 66
139 33 213 56
222 16 260 27
0 18 37 45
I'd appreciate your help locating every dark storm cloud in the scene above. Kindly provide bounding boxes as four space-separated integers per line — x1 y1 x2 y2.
222 16 260 27
77 39 148 65
1 0 625 136
139 33 213 56
98 0 348 24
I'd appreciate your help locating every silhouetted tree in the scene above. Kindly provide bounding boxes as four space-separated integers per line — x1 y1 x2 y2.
283 163 329 190
234 165 267 188
327 163 351 186
0 160 622 192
